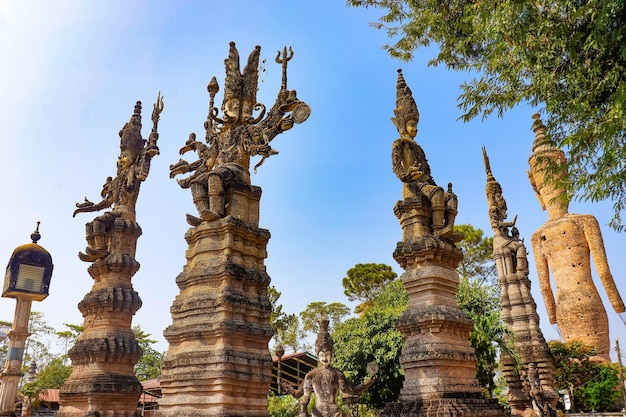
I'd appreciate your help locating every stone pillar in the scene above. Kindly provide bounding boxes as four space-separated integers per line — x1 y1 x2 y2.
484 146 558 416
498 269 558 416
157 184 273 417
385 68 503 416
0 299 32 416
383 197 504 416
58 96 162 417
58 219 144 417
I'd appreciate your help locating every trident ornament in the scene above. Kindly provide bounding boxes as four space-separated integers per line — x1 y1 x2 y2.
275 46 293 91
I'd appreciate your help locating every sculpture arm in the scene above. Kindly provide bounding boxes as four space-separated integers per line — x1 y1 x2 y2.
531 232 557 324
136 153 154 181
281 381 303 398
391 142 409 182
298 377 312 417
339 363 378 395
583 215 626 313
72 197 112 217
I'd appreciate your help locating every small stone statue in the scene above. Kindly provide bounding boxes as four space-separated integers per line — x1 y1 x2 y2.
170 43 310 226
484 146 528 276
73 94 163 262
299 319 378 417
391 69 457 239
528 113 625 362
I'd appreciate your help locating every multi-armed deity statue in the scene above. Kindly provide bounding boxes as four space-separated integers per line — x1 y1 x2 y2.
528 114 625 362
298 319 378 417
59 95 163 416
170 42 310 226
384 69 503 417
158 42 309 417
483 147 558 417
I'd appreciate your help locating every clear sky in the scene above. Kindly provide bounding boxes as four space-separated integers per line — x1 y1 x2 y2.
1 0 625 359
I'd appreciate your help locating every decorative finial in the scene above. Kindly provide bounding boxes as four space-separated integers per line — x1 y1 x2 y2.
274 344 285 360
482 145 495 182
119 100 146 156
222 42 261 109
134 101 142 118
31 221 41 244
483 146 502 202
531 113 555 152
392 69 419 133
275 46 294 91
151 92 164 134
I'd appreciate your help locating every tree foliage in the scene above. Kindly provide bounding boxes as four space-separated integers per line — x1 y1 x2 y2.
27 357 72 390
455 224 496 285
577 364 621 411
300 301 350 335
456 275 517 397
332 279 407 409
348 0 626 229
548 340 622 411
269 286 309 353
133 325 164 381
341 263 397 312
25 311 56 369
56 323 84 362
268 392 299 417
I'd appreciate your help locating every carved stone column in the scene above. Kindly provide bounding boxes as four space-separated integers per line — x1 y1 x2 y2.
159 42 308 416
58 220 143 417
58 96 162 417
383 197 504 416
157 184 273 417
484 146 558 416
384 69 503 416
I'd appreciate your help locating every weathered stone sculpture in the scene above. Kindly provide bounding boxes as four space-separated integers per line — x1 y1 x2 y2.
483 146 558 417
299 319 378 417
391 74 458 240
383 69 503 417
528 114 625 362
158 42 309 416
59 95 163 417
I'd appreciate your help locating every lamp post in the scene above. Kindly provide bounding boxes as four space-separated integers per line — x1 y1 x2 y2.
0 222 53 416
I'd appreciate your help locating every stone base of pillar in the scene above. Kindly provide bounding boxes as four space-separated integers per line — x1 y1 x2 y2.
383 397 505 417
157 185 273 417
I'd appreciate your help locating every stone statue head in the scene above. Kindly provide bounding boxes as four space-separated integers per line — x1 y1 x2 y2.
117 101 144 170
391 69 419 138
528 114 569 215
315 319 333 366
221 42 261 124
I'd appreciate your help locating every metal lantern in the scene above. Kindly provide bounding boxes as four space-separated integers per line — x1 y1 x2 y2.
3 222 53 301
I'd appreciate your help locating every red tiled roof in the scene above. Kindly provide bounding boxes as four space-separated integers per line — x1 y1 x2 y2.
40 389 59 403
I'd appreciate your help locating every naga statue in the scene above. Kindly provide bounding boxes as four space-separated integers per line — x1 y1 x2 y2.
170 42 310 226
73 94 163 262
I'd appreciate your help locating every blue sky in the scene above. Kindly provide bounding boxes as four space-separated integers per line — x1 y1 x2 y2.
1 0 625 359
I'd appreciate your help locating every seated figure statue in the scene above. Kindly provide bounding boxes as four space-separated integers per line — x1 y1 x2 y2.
299 319 378 417
391 69 457 238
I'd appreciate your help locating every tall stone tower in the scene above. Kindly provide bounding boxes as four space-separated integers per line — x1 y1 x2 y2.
58 95 163 417
483 146 558 417
383 69 503 416
157 42 310 416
